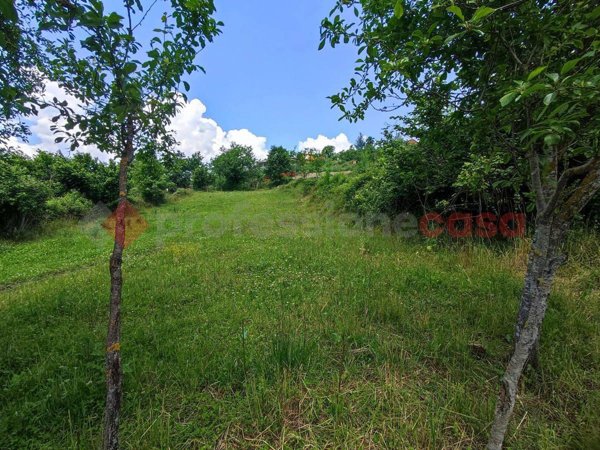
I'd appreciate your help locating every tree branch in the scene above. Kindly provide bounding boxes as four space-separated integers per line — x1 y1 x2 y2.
558 157 600 221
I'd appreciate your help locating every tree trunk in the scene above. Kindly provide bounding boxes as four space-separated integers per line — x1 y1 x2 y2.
103 120 134 450
487 218 567 450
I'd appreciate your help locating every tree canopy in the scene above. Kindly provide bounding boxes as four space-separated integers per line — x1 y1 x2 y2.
321 1 600 448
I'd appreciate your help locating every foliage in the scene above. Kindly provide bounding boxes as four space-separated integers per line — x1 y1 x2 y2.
191 164 212 191
265 145 292 186
320 0 600 220
45 190 93 220
35 0 222 158
321 145 335 159
321 1 600 446
0 0 45 144
293 151 309 177
0 149 120 234
211 144 259 190
0 152 52 233
131 150 169 205
33 151 120 204
162 150 191 189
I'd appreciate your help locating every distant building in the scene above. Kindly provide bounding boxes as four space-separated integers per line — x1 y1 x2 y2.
407 138 419 145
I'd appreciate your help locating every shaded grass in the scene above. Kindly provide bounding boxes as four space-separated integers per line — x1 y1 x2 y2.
0 189 598 448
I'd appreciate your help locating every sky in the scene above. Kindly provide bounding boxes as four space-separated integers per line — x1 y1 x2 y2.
13 0 398 161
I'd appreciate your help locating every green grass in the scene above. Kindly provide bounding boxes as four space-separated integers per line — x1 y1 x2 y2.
1 189 598 449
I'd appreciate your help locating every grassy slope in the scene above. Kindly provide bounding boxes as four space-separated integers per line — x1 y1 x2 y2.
0 189 598 449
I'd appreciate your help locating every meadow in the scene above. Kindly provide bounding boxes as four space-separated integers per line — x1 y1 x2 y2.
0 189 598 449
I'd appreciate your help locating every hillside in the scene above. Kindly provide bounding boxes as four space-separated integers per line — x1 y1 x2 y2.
1 190 598 448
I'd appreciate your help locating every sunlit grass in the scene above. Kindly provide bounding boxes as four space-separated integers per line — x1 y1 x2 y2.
0 189 598 448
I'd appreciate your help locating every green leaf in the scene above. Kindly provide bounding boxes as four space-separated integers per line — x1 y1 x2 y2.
527 66 546 81
543 92 556 105
544 134 560 146
123 62 137 75
447 5 464 21
394 1 404 18
522 83 546 96
318 39 326 51
471 6 495 23
0 0 17 21
106 12 123 29
548 102 569 118
444 32 465 45
500 92 517 107
560 58 581 75
587 5 600 20
183 81 190 91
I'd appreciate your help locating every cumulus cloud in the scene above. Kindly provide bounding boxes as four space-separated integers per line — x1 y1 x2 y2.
8 81 108 161
8 83 269 161
5 136 39 157
8 81 352 163
298 133 352 153
169 99 268 160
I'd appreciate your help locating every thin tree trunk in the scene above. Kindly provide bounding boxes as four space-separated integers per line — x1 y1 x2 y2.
515 216 566 366
487 219 567 450
103 118 134 450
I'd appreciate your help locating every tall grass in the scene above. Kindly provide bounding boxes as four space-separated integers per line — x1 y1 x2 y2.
0 190 598 448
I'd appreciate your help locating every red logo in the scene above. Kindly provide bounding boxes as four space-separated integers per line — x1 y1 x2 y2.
419 212 525 238
102 200 148 248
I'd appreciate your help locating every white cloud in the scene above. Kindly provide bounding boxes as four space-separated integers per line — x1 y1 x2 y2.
298 133 352 153
9 82 351 163
5 136 39 157
9 81 109 161
9 83 269 161
169 99 268 160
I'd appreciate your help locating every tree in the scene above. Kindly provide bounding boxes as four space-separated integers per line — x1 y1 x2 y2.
0 0 45 144
31 1 221 448
162 150 192 189
294 151 309 178
189 151 211 190
211 144 258 190
306 148 325 175
0 150 52 233
131 149 169 204
265 145 292 185
321 144 336 159
192 164 212 190
321 1 600 448
354 132 367 150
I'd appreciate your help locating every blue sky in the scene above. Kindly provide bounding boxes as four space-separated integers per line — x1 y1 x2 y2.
184 0 392 149
16 0 398 161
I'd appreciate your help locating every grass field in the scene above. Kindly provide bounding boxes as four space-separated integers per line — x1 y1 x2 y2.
1 189 599 449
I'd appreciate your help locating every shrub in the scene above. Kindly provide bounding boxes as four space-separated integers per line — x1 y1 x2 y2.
45 191 92 220
265 146 292 186
211 144 259 190
0 155 53 234
191 165 212 190
131 151 169 205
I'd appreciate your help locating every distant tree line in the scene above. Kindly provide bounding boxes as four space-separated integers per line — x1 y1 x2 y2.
294 133 600 230
3 131 597 237
0 147 204 235
0 142 328 236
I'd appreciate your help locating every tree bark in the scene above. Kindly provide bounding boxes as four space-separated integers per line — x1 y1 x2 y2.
487 218 567 450
103 118 134 450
